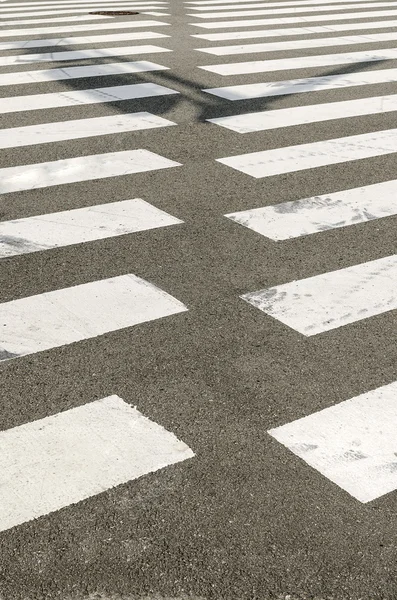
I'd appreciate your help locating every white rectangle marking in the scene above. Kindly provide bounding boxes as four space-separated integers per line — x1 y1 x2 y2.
0 83 178 114
0 20 168 38
0 46 170 67
192 20 397 41
0 395 194 532
0 6 166 17
0 198 182 258
226 180 397 240
187 0 384 6
189 2 391 17
200 48 397 76
0 61 168 87
0 149 181 194
0 274 187 361
242 254 397 335
204 67 397 100
269 381 397 502
208 94 397 132
5 1 166 5
190 9 397 28
197 31 397 55
217 128 397 178
0 32 169 51
0 113 175 150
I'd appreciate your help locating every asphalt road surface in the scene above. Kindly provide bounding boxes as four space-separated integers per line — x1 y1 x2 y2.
1 0 397 598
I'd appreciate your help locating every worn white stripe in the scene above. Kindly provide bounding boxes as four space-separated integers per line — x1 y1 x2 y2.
0 395 193 532
189 0 389 9
198 31 397 55
0 113 175 150
0 20 168 38
0 83 178 114
0 15 165 26
0 6 166 17
6 0 166 5
0 15 113 24
242 254 397 335
209 94 397 132
0 199 182 258
186 0 383 5
0 61 168 87
189 2 392 17
192 20 397 40
190 9 397 27
204 67 397 100
0 275 187 361
0 149 181 194
0 46 170 67
269 381 397 502
0 32 169 51
226 180 397 240
200 48 397 76
218 129 397 178
0 2 166 10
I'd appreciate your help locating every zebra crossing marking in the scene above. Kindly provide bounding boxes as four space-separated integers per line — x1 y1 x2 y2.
203 67 397 100
0 83 178 114
208 94 397 132
0 20 168 38
0 198 183 258
5 0 167 5
0 274 187 361
0 46 171 67
242 254 397 336
225 180 397 240
186 0 387 5
189 0 391 9
0 31 170 51
197 31 397 55
0 61 169 87
217 128 397 178
199 48 397 76
0 6 167 18
190 9 397 27
0 395 194 532
188 2 392 17
269 381 397 503
0 113 176 150
0 14 114 25
0 149 181 194
192 19 397 41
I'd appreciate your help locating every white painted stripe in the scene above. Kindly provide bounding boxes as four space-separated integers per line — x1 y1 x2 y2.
192 19 397 40
226 180 397 240
0 15 113 24
0 4 166 14
6 0 166 5
189 2 392 17
269 381 397 502
198 31 397 55
217 129 397 179
0 32 169 51
0 199 182 258
0 275 187 361
187 0 382 5
0 6 166 17
190 9 397 27
200 48 397 76
204 67 397 100
0 83 178 114
0 20 168 38
189 0 388 8
242 254 397 335
142 11 170 14
0 113 175 150
0 149 181 194
0 46 170 67
0 61 168 87
208 94 397 132
0 395 194 532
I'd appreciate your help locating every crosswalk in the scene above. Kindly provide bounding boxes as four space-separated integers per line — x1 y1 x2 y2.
189 0 397 503
0 0 194 532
